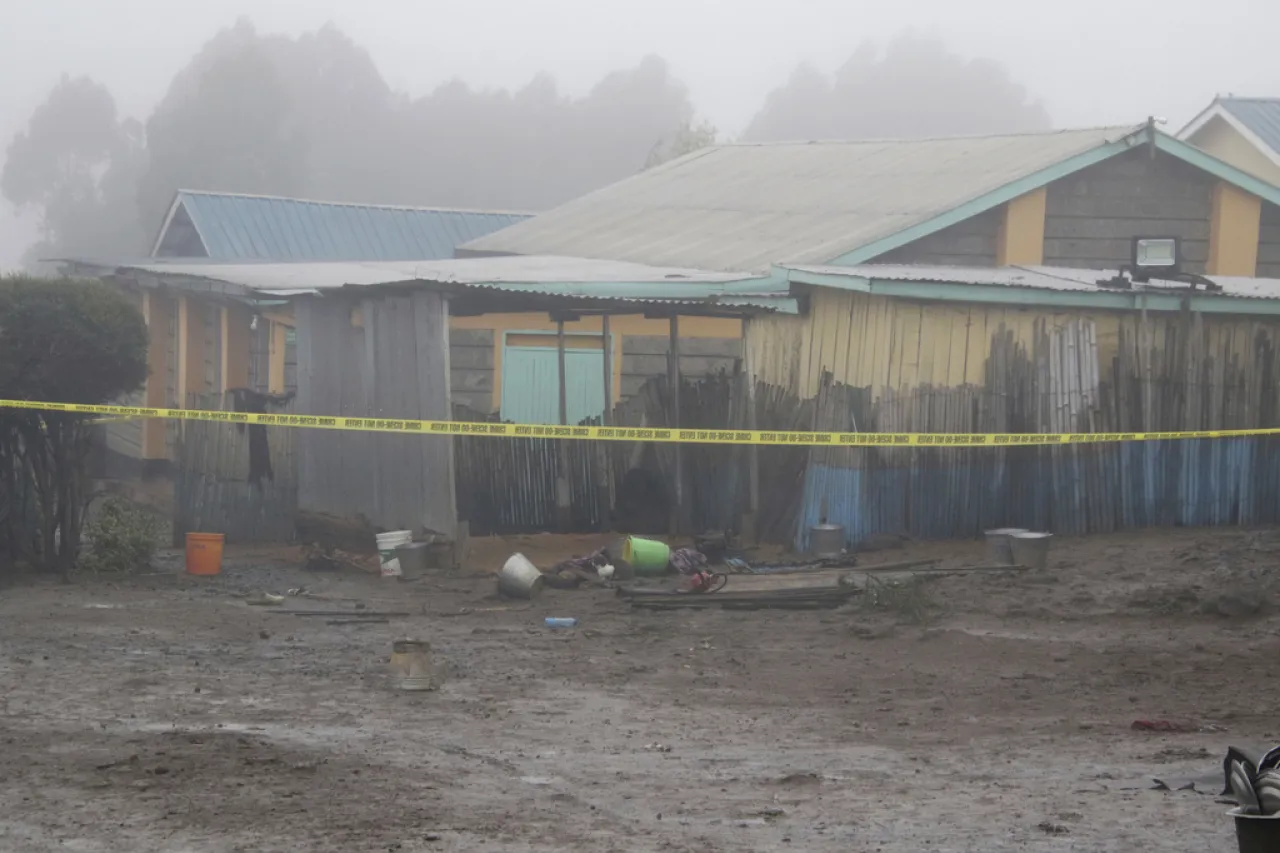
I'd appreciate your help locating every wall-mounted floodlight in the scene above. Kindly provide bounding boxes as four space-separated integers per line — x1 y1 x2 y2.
1130 237 1181 282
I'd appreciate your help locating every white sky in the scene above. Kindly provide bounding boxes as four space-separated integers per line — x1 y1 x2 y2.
2 0 1278 268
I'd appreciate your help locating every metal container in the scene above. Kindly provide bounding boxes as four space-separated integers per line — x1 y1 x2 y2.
984 528 1028 565
497 552 544 599
1231 808 1280 853
394 542 430 581
808 523 847 556
1010 531 1053 571
389 639 435 691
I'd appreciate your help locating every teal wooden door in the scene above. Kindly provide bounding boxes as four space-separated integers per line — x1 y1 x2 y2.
500 345 606 425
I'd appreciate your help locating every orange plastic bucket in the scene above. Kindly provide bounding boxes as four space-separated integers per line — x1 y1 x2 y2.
185 532 225 576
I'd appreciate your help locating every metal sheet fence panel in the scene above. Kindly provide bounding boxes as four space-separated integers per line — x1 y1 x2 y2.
788 304 1280 548
172 392 298 544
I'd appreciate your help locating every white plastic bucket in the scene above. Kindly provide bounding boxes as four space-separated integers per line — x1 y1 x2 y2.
497 552 544 599
376 530 413 578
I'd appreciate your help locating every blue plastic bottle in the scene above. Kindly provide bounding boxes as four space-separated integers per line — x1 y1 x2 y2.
544 617 578 628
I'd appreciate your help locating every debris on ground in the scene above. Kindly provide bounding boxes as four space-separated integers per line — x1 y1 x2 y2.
497 552 544 599
1132 720 1224 733
621 586 857 610
302 543 378 574
280 609 412 618
776 772 822 786
9 527 1280 850
724 554 862 575
1225 745 1280 815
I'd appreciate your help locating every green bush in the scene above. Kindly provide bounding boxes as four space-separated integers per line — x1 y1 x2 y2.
79 497 161 574
0 275 148 575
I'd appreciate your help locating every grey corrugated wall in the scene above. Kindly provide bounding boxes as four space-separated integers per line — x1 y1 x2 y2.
295 292 456 537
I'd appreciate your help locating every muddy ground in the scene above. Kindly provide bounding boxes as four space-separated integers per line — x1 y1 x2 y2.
3 528 1279 851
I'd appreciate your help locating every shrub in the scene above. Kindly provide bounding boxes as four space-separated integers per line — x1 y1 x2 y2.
0 275 148 575
80 497 162 574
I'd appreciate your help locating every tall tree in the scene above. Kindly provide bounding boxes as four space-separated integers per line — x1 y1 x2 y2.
5 22 707 265
744 33 1051 142
645 118 719 169
394 54 699 210
137 25 309 231
1 76 146 264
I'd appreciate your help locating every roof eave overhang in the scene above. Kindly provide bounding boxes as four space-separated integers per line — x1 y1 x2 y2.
784 268 1280 316
1178 103 1280 169
825 125 1280 269
148 192 211 259
825 129 1149 266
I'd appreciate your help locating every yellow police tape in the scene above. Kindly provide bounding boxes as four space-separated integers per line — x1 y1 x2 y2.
6 398 1280 448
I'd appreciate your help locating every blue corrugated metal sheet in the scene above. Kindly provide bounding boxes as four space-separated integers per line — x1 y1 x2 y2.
165 191 531 262
794 440 1280 551
1220 98 1280 157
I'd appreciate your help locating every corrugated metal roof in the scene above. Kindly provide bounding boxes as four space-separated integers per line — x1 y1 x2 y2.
787 263 1280 302
460 126 1143 272
70 256 795 313
1218 98 1280 157
157 191 532 262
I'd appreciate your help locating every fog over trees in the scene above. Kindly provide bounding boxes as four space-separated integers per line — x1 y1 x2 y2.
3 20 1052 265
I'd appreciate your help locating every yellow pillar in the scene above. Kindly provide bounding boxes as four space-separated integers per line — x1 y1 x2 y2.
1207 181 1261 276
268 320 288 394
175 296 206 408
141 292 172 461
220 305 252 392
996 187 1047 266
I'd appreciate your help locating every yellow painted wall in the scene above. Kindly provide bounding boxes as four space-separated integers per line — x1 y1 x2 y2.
176 296 206 407
268 321 288 393
1207 180 1261 276
221 305 253 392
1188 117 1280 185
996 187 1047 266
450 312 741 409
141 292 173 460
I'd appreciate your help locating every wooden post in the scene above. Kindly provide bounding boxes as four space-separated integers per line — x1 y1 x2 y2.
668 314 683 535
557 319 568 426
555 318 571 529
220 305 252 393
141 291 173 463
743 322 760 544
176 295 205 408
601 314 612 424
599 314 613 530
268 320 288 394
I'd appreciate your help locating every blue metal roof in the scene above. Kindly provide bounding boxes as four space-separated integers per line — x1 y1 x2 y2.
1218 98 1280 156
155 190 531 262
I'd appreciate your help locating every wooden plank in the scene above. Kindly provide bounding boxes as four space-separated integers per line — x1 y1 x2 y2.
669 315 684 534
415 291 457 537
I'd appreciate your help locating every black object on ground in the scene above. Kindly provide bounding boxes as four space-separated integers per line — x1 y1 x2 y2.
730 554 861 575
